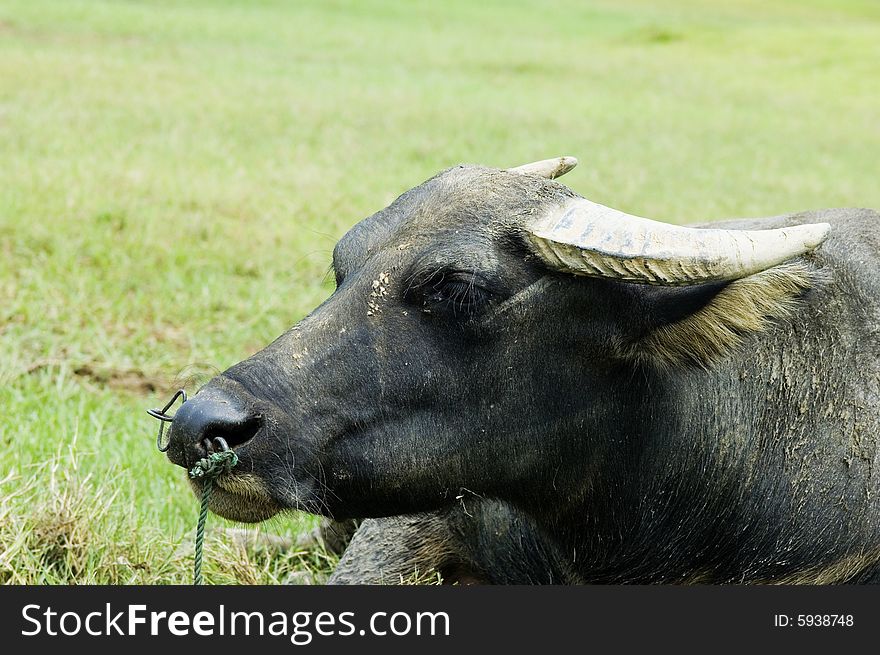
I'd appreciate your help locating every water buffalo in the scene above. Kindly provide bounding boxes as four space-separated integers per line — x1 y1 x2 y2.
165 157 880 584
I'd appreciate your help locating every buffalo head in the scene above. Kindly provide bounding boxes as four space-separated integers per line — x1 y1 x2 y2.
165 157 828 523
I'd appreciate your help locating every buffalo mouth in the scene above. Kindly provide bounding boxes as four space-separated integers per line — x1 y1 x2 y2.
188 472 283 523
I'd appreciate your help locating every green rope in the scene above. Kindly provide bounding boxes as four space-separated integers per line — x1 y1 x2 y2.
188 450 238 585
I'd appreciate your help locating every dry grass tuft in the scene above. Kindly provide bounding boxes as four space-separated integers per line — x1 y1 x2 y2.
0 444 333 584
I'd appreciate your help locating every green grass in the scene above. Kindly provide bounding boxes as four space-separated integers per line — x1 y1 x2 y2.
1 0 879 584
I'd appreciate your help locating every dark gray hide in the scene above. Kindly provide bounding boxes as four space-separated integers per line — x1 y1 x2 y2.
166 164 880 584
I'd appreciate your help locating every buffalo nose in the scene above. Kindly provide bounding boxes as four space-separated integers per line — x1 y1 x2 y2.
165 388 261 469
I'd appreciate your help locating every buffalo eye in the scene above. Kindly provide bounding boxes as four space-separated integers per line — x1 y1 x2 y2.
406 269 492 318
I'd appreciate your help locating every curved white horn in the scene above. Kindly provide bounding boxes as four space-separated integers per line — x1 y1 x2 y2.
527 197 830 285
508 156 578 180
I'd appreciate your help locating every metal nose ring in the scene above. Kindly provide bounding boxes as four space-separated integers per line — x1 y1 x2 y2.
201 435 231 455
147 389 188 452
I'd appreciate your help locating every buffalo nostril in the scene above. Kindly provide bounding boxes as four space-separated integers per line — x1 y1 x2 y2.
205 414 262 451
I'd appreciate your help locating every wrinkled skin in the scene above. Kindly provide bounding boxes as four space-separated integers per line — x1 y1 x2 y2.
167 164 880 583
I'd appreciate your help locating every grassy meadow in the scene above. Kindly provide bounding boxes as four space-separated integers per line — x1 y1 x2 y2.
1 0 879 583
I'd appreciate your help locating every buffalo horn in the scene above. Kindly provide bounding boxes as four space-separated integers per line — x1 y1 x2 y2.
527 197 830 285
508 156 578 180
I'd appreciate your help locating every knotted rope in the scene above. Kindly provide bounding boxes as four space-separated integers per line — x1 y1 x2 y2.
188 448 238 585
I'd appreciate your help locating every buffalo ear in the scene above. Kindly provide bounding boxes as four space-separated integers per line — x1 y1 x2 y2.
620 262 823 368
